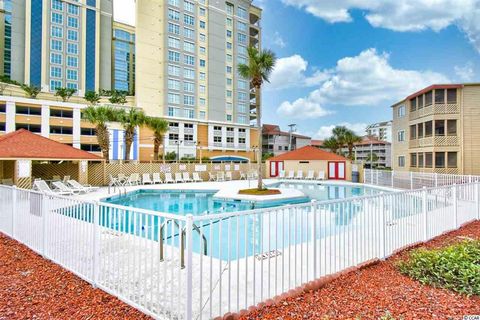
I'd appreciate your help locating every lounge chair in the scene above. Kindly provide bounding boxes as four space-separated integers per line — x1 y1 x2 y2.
66 180 98 193
278 171 285 179
192 172 203 182
306 170 315 180
175 172 184 183
118 173 127 184
152 173 163 184
239 172 247 180
317 171 325 180
52 175 61 181
142 173 153 184
295 170 303 180
225 171 233 181
33 180 72 195
182 172 193 182
63 175 70 183
217 172 225 182
109 174 122 187
125 173 139 186
51 181 77 195
208 172 216 181
286 170 294 179
164 172 175 183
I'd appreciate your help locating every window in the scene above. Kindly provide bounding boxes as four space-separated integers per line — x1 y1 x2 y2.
425 152 433 168
417 123 424 138
447 120 457 136
226 114 232 121
184 109 194 118
66 69 77 81
67 56 78 67
226 78 232 86
214 136 222 142
168 78 180 90
237 56 247 65
51 39 63 52
168 64 180 76
418 153 424 168
447 89 457 103
184 134 194 141
199 33 206 42
397 104 406 117
238 45 247 56
0 104 5 113
425 121 432 137
184 27 195 39
81 144 101 152
67 29 78 41
237 33 247 44
397 130 405 142
168 9 180 21
435 89 445 104
184 123 193 129
51 25 63 38
237 21 247 32
214 126 222 131
168 0 179 6
226 66 232 74
199 59 206 67
16 123 41 133
199 72 206 80
226 30 232 38
448 152 457 168
238 79 248 90
66 82 77 90
68 4 79 15
184 1 195 12
50 80 62 90
239 137 246 144
184 41 195 53
50 108 74 118
67 17 78 28
239 128 246 133
435 152 445 168
184 14 195 26
80 127 95 136
200 21 206 29
169 122 179 127
199 85 206 93
16 106 41 115
168 36 180 49
237 6 247 19
226 90 232 98
50 126 73 135
200 46 206 54
184 54 195 66
199 111 206 119
410 153 417 167
184 95 195 106
168 93 180 104
425 91 433 106
183 82 194 92
226 54 233 62
237 115 247 124
52 0 63 10
227 137 234 143
226 2 234 14
410 125 417 140
184 68 195 79
50 53 62 65
418 95 424 109
435 120 445 136
50 66 62 78
168 50 180 62
398 156 405 168
67 43 78 54
168 107 180 117
410 98 417 112
226 17 233 26
199 8 206 16
226 42 232 49
169 133 179 140
51 12 63 25
238 92 247 101
168 23 180 35
238 103 247 113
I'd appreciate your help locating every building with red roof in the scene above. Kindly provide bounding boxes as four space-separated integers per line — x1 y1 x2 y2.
262 124 311 156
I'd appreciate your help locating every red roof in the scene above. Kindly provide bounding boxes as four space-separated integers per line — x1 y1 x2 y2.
268 146 347 161
311 139 324 147
354 136 390 146
405 84 463 100
262 124 311 139
0 129 102 160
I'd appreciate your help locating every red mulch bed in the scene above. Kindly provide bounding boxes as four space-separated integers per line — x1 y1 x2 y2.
0 234 151 319
241 221 480 320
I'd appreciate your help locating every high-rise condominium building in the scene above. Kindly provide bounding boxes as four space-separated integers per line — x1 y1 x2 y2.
0 0 12 78
136 0 261 160
112 21 135 94
392 83 480 175
6 0 113 94
365 120 392 142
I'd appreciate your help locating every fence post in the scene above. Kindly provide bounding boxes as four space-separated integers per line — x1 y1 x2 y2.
92 201 100 287
476 182 480 221
11 186 17 238
410 172 413 190
312 201 317 279
185 214 193 320
379 196 387 258
453 184 458 228
422 187 428 241
42 193 48 257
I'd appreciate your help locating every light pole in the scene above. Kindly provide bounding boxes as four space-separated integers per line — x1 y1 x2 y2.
175 140 183 163
195 141 203 163
288 123 296 151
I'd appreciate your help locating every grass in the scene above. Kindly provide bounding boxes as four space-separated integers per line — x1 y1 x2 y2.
238 188 281 196
397 240 480 296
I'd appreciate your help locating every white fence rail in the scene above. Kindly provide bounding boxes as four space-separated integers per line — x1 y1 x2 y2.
0 180 479 319
364 169 480 189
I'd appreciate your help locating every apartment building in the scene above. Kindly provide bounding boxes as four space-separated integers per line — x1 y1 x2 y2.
392 83 480 175
342 136 391 168
112 21 135 94
365 120 392 142
262 124 311 156
6 0 113 94
0 0 12 78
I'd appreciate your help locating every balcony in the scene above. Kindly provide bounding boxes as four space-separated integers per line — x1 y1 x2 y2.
409 135 459 148
409 103 459 120
238 132 246 138
226 131 234 137
184 127 194 134
213 129 222 136
226 142 235 148
169 126 179 133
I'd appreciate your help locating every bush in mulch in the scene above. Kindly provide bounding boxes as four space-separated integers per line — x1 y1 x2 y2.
398 239 480 296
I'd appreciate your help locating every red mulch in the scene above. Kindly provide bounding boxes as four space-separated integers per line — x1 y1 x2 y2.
0 234 151 319
241 221 480 320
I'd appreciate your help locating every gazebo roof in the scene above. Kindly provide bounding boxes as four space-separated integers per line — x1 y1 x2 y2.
0 129 102 160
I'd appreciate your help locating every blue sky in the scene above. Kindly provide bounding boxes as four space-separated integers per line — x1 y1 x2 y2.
114 0 480 139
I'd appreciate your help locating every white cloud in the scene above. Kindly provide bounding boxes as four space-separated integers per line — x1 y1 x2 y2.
268 55 328 90
276 48 449 118
315 122 368 139
455 63 475 81
281 0 480 52
114 0 136 25
273 32 287 48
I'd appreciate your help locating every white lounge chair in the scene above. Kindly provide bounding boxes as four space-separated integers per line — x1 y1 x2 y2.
239 172 247 180
208 172 216 181
295 170 303 180
125 173 140 186
34 180 71 195
306 170 315 180
52 181 78 195
109 174 122 187
118 173 127 184
192 172 203 182
225 171 233 181
217 171 225 182
317 171 325 180
175 172 184 183
142 173 153 184
164 172 175 183
182 172 193 182
286 170 294 179
152 173 163 184
66 180 98 193
278 170 285 179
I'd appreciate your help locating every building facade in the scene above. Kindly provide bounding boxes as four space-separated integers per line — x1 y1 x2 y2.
340 136 391 168
262 124 311 156
365 120 392 142
6 0 113 94
392 83 480 175
0 0 12 78
112 21 135 94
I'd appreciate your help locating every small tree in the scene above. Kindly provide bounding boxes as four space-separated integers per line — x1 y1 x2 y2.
323 137 341 154
0 82 7 95
165 151 176 161
145 117 169 161
21 84 40 98
262 152 274 160
109 90 127 105
55 87 76 102
84 90 101 105
116 108 146 161
366 152 379 167
82 106 120 160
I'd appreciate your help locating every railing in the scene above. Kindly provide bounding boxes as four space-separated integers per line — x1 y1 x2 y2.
1 177 479 319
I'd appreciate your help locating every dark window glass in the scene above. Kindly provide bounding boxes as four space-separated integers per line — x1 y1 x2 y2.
50 108 73 118
169 122 179 127
169 133 179 140
425 121 433 137
418 123 424 138
410 98 416 111
410 125 416 140
410 153 417 167
435 152 445 168
16 106 42 115
435 120 445 136
81 127 95 136
0 104 6 113
418 153 424 168
184 123 193 128
0 122 5 131
435 89 445 104
425 152 433 168
447 89 457 103
50 126 73 135
81 144 101 152
418 95 424 108
425 91 433 106
448 152 457 168
447 120 457 135
16 123 41 132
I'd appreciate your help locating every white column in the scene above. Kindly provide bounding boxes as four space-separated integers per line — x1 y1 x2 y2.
234 127 239 149
73 109 81 149
41 105 50 138
5 101 16 133
221 126 227 148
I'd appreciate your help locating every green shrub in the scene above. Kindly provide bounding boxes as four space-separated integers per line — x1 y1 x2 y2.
398 240 480 296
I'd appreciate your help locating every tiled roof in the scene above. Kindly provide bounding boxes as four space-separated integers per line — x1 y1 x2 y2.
268 145 347 161
354 136 390 146
310 139 324 147
262 124 311 139
0 129 102 160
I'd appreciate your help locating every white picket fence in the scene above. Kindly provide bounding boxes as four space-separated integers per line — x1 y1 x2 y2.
0 179 479 319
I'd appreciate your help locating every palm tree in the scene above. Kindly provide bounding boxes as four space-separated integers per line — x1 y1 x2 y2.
332 126 349 146
55 87 76 102
323 137 341 154
117 108 146 161
21 84 40 98
238 46 276 190
84 90 101 105
343 130 362 159
145 117 169 161
82 106 117 160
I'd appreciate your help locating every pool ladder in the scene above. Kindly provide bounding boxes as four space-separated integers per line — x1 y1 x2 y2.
159 220 208 269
